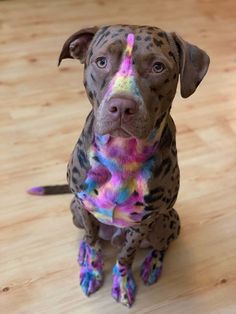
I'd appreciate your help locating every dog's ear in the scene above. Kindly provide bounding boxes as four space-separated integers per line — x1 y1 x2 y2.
58 27 98 66
171 32 210 98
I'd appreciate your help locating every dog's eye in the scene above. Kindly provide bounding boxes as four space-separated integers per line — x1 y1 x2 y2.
95 57 107 68
152 62 165 73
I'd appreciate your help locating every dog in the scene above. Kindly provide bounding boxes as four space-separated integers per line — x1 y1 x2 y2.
28 24 210 307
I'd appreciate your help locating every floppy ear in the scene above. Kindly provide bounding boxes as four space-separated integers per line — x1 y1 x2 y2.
58 27 98 66
171 32 210 98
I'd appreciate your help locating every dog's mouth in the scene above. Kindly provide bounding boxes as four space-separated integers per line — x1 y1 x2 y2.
95 117 135 138
95 116 153 139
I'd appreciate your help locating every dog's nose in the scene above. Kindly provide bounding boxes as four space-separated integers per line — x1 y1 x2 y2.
108 97 138 121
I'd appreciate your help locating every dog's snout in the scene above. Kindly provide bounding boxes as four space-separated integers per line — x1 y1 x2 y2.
108 97 138 121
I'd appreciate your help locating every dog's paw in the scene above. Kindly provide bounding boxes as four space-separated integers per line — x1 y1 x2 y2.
78 241 104 296
80 265 103 296
112 261 136 307
140 250 164 285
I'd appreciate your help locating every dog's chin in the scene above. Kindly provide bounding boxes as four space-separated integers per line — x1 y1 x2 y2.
95 123 152 139
109 128 131 138
97 126 152 139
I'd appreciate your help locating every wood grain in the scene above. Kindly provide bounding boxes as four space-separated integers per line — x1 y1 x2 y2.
0 1 236 313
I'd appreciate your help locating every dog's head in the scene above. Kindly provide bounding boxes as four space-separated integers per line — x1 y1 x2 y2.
59 25 209 139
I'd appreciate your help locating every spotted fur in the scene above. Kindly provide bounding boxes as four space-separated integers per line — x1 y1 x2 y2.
30 24 209 307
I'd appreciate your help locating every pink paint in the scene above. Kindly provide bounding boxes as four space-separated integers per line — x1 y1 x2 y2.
100 32 141 104
119 33 135 76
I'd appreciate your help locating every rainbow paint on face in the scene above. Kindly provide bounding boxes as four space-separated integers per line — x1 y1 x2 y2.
101 33 142 105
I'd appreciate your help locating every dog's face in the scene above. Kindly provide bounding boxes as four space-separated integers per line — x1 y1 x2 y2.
59 25 209 139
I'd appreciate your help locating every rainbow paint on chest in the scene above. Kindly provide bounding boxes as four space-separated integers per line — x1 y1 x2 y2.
77 134 157 227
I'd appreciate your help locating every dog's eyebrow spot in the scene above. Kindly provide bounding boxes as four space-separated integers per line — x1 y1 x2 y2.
135 52 170 69
107 40 124 54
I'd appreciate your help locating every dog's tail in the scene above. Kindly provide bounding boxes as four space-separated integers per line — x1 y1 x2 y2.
27 184 71 196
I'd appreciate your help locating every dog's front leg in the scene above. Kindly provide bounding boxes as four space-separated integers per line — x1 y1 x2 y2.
112 225 147 307
75 200 104 296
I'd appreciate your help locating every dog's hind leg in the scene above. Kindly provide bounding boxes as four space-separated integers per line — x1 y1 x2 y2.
71 197 104 296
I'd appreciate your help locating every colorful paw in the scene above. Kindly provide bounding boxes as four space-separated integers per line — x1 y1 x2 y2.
140 250 164 285
80 265 103 296
112 261 136 307
78 241 104 296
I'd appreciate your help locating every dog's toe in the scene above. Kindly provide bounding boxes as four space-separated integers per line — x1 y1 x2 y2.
112 261 136 307
80 266 103 295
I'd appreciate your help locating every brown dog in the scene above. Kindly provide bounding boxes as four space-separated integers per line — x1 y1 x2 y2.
29 24 209 307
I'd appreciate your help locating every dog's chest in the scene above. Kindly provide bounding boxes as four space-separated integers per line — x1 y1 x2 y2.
77 135 157 227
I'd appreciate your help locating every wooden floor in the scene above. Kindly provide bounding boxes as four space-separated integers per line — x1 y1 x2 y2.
0 0 236 313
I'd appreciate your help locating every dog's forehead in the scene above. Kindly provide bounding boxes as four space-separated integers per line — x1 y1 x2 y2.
91 25 172 56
